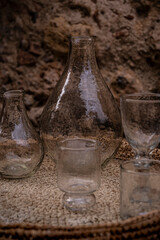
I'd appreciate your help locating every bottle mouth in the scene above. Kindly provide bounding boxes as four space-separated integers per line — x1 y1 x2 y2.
4 90 24 98
71 36 93 41
71 36 94 45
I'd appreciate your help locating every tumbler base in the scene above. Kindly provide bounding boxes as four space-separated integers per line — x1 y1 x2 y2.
63 193 96 212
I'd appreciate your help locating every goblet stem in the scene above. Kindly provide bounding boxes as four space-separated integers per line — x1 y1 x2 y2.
134 151 151 167
62 193 96 211
134 158 150 169
135 151 150 160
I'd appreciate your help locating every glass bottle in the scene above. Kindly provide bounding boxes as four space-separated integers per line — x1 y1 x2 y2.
0 90 44 178
41 36 122 165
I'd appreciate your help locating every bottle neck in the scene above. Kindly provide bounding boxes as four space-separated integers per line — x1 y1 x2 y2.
68 37 97 71
0 91 25 124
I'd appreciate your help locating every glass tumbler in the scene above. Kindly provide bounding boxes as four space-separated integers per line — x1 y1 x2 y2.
120 159 160 219
57 138 101 211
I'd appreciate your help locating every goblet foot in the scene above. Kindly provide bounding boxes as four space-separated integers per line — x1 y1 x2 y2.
63 193 96 211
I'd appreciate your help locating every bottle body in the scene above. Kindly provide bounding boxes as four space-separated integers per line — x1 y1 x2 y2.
0 90 44 178
41 37 122 165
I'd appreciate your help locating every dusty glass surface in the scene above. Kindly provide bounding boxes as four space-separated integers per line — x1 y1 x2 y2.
0 90 44 178
57 138 101 211
120 93 160 161
120 159 160 219
41 36 122 165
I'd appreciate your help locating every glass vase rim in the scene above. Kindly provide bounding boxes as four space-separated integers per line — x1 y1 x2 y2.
120 92 160 103
58 138 98 151
120 159 160 175
4 90 24 98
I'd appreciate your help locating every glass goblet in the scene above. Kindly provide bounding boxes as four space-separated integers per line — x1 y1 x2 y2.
120 93 160 161
57 138 101 211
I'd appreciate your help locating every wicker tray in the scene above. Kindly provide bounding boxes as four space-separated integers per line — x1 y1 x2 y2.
0 140 160 239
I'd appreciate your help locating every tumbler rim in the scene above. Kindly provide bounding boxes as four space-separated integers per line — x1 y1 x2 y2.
58 138 98 151
120 159 160 175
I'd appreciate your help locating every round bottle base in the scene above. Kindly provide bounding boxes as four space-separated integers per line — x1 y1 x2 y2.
0 163 41 179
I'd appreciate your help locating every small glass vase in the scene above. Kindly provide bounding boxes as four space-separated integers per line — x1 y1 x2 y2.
41 36 122 165
0 90 44 178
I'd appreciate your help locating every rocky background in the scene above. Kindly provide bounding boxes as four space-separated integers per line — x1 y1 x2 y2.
0 0 160 127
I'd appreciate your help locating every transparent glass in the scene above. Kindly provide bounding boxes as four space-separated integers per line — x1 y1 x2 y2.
0 90 44 178
0 93 3 117
120 93 160 161
120 159 160 219
40 36 122 165
57 138 101 211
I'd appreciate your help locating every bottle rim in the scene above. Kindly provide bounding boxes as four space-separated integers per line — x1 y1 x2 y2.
71 36 95 43
4 90 24 98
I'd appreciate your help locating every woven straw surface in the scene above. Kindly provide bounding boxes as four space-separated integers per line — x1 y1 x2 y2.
0 140 160 239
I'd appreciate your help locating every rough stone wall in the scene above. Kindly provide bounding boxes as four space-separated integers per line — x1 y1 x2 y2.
0 0 160 127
